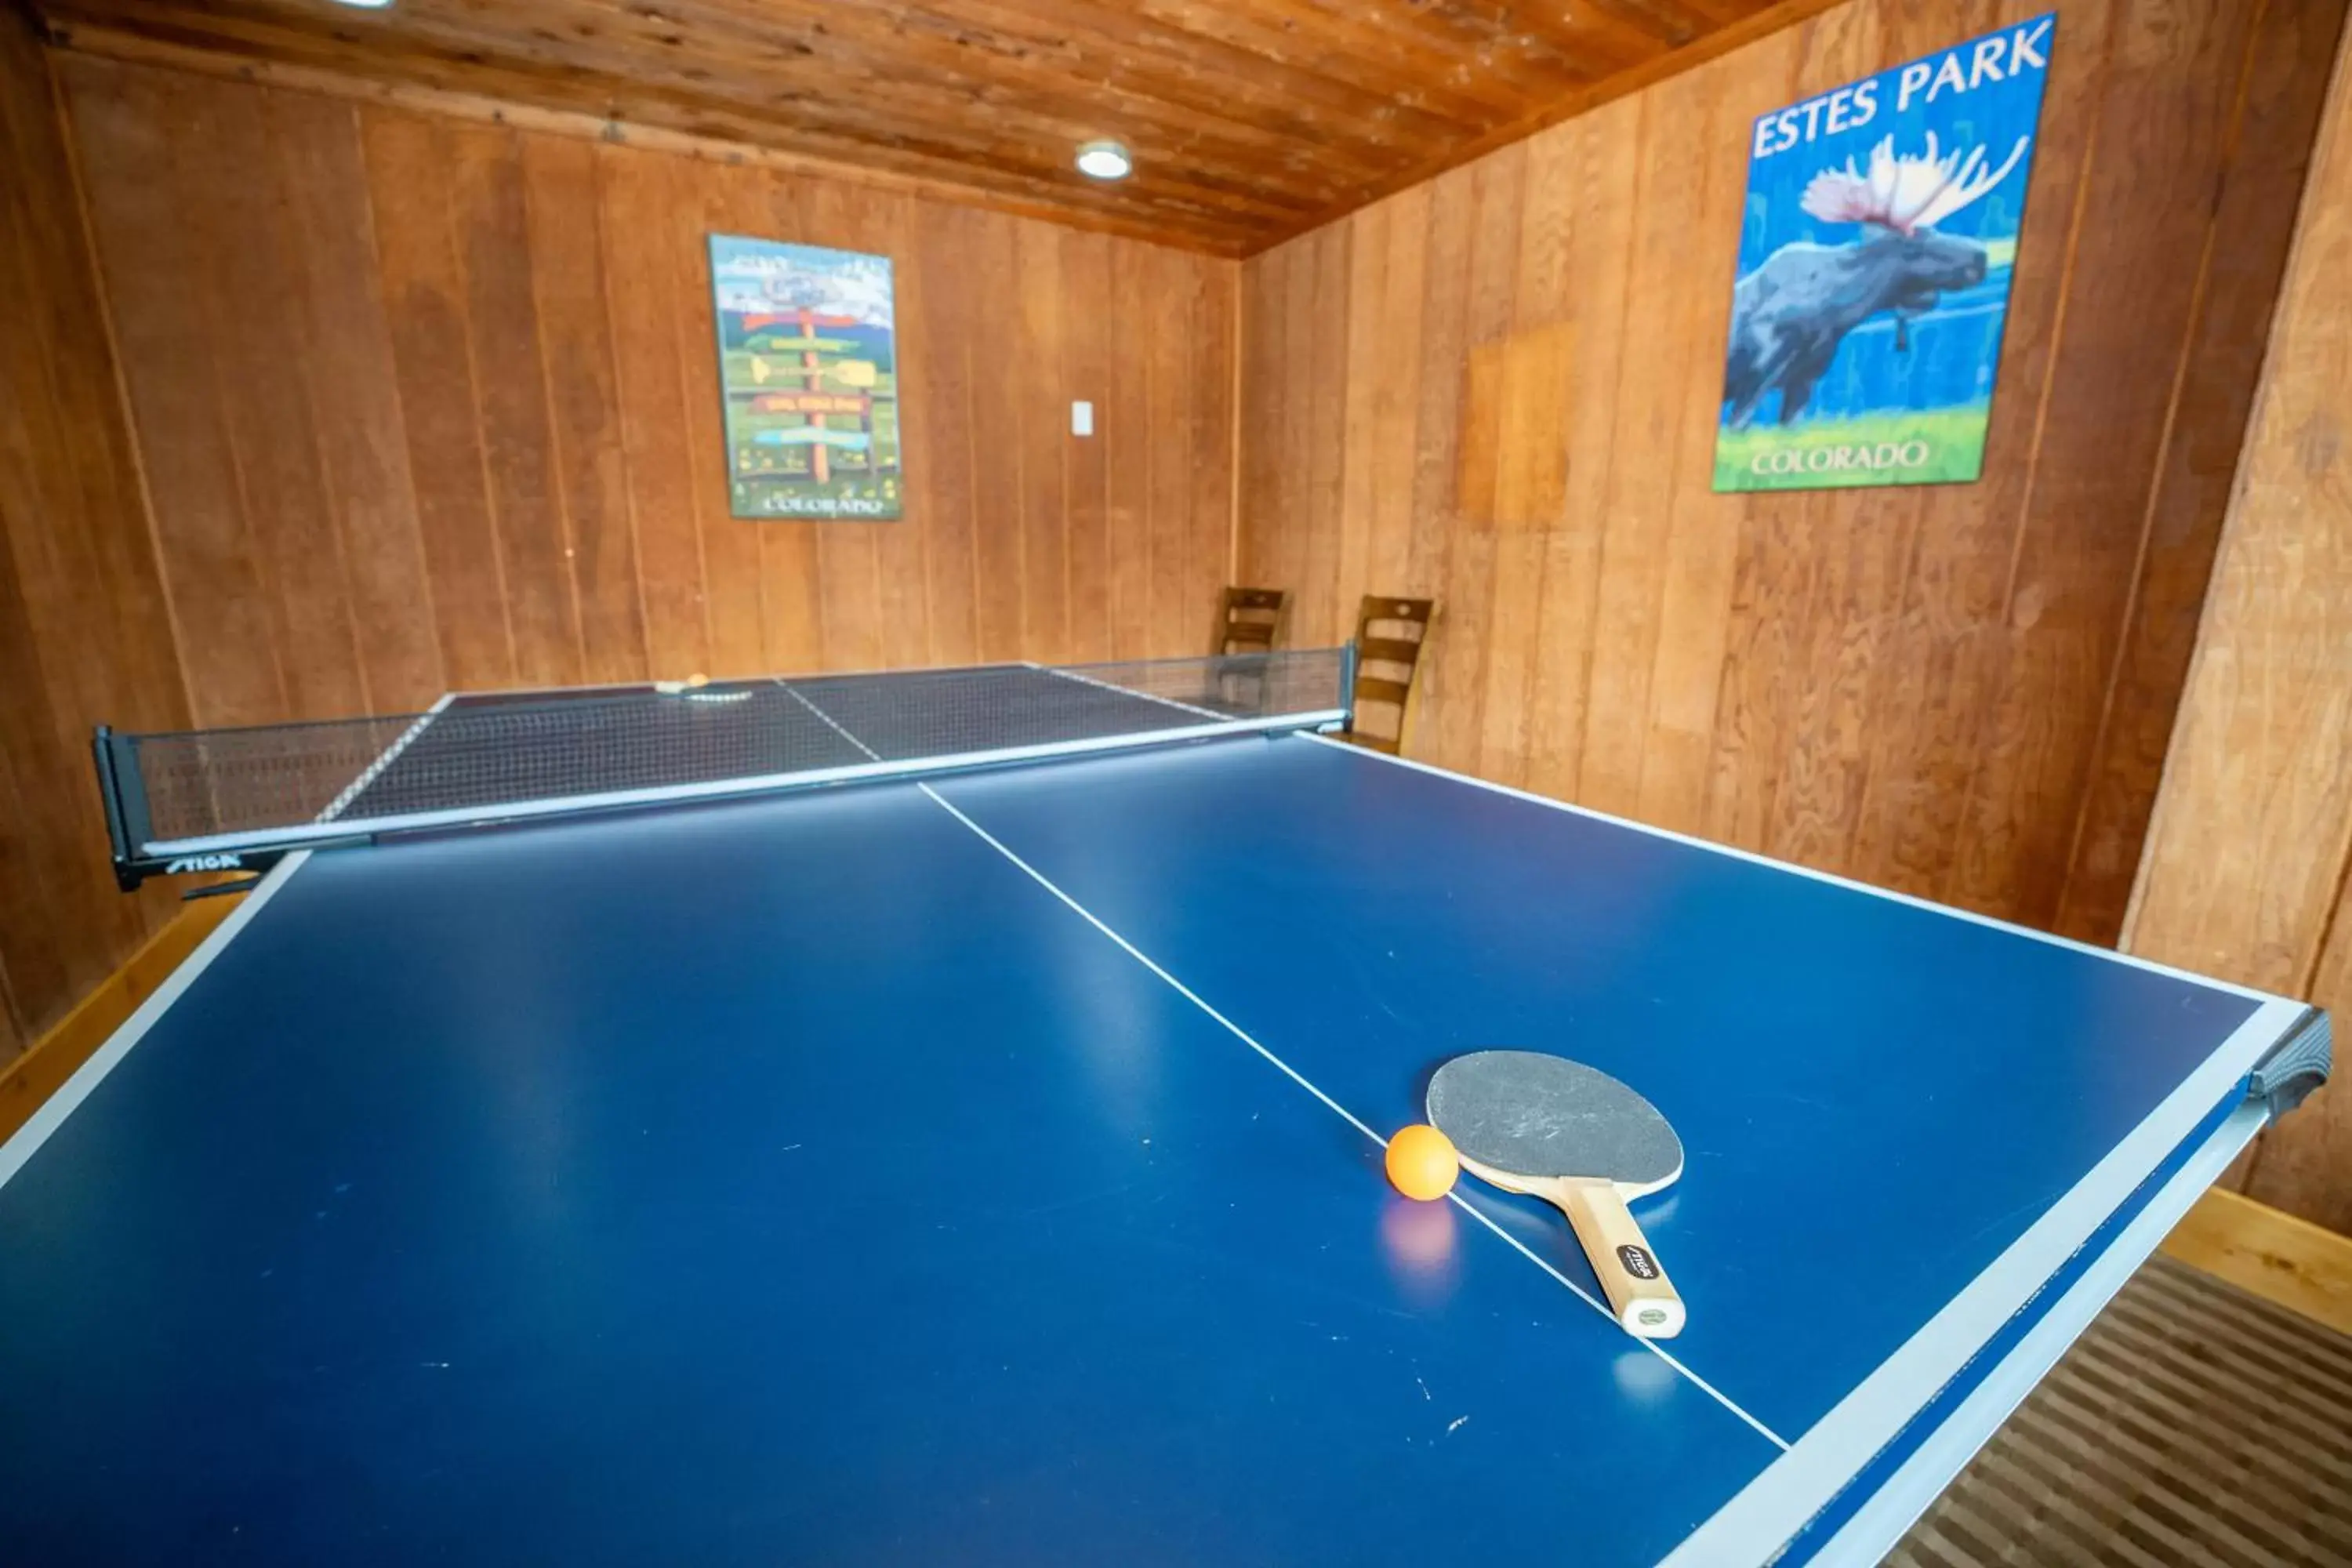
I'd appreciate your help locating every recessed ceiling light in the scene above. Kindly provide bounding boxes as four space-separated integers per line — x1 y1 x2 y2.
326 0 396 9
1076 140 1132 181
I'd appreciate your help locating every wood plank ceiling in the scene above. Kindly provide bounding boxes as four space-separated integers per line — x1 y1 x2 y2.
33 0 1817 253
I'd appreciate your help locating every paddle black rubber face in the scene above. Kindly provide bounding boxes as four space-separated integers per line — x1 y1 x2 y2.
1426 1051 1683 1190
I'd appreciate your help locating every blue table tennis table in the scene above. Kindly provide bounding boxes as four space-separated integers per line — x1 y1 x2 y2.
3 651 2329 1566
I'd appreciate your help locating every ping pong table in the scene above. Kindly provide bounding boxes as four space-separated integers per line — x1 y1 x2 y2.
4 651 2329 1566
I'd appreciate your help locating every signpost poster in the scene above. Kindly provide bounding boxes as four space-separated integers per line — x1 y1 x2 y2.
1715 14 2054 492
709 236 902 519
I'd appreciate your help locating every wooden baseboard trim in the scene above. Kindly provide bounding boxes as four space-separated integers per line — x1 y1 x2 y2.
0 894 241 1145
2161 1185 2352 1337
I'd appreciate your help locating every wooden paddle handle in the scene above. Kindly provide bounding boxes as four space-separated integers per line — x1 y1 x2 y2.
1559 1180 1686 1340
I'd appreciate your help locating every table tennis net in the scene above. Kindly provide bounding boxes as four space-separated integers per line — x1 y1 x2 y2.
98 650 1352 866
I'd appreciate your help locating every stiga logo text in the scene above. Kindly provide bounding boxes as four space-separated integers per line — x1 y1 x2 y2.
165 854 242 874
1617 1244 1661 1281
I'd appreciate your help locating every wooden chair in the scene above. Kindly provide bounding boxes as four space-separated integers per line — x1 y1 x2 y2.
1344 595 1434 755
1216 586 1288 657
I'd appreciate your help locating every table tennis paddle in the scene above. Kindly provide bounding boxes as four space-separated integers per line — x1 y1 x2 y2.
1425 1050 1686 1339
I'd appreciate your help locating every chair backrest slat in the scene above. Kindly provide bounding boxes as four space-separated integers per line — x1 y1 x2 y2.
1218 586 1289 657
1345 596 1434 756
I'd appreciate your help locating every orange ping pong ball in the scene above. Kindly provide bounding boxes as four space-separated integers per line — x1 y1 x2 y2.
1385 1123 1460 1201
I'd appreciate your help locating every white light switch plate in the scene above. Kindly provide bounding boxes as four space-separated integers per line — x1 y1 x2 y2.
1071 401 1094 437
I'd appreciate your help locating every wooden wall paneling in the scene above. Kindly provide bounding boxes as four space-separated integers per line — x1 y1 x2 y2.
866 189 931 673
64 60 286 725
1403 174 1472 607
59 53 1247 709
15 53 1250 1066
1701 485 1811 850
670 158 775 678
1945 0 2264 925
1241 232 1302 644
1228 245 1277 637
1265 232 1323 644
1174 240 1231 660
1525 103 1635 808
1143 243 1199 658
1451 299 1502 534
1575 86 1702 818
1695 0 1811 851
0 664 75 1047
1237 0 2337 945
1690 12 1820 855
1104 238 1155 662
747 172 835 677
1363 184 1429 602
2052 0 2352 942
0 500 81 1045
0 664 63 1047
829 181 898 673
1014 220 1070 664
1189 257 1238 658
269 89 445 713
2145 36 2352 992
360 109 518 693
1471 127 1574 790
1 60 180 742
595 143 711 681
1061 229 1112 665
448 122 584 691
1846 0 2066 900
912 201 980 669
1334 199 1387 663
798 178 887 676
180 74 370 720
0 21 56 1043
521 132 648 688
1260 227 1312 644
1637 38 1794 839
1751 15 1918 869
0 21 183 1051
1768 492 1918 867
1421 148 1526 777
964 212 1026 664
1300 223 1354 652
2128 17 2352 1231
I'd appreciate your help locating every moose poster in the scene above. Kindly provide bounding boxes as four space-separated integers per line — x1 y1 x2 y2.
708 236 902 519
1714 15 2053 492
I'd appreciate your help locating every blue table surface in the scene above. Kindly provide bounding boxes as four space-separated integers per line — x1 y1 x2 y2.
0 734 2274 1566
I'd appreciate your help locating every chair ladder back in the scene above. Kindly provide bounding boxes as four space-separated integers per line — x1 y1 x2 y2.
1345 596 1434 756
